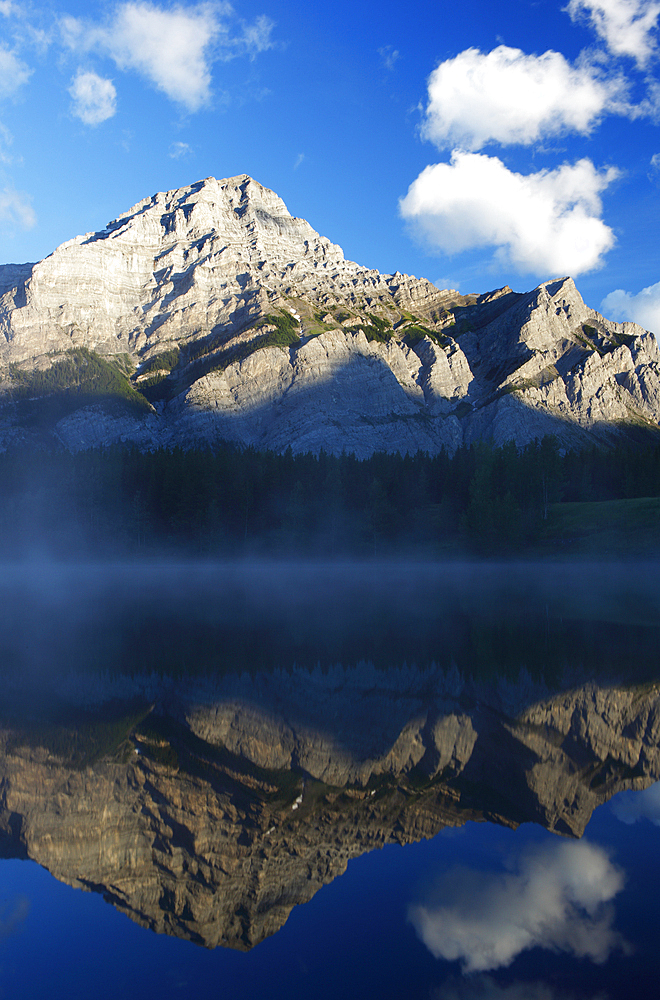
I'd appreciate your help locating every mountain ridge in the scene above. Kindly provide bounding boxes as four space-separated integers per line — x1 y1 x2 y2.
1 174 659 456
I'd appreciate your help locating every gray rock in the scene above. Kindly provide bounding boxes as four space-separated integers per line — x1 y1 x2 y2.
1 176 659 454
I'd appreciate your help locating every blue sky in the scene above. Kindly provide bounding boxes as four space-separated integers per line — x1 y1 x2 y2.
2 1 660 330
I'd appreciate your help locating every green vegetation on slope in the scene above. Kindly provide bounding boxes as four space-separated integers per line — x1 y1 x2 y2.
130 310 457 405
252 311 301 348
139 348 180 375
345 314 393 343
207 312 301 373
399 323 449 348
10 347 152 417
4 703 151 768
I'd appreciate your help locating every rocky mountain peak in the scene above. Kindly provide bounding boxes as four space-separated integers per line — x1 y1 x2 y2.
98 173 338 263
0 175 659 456
0 174 366 366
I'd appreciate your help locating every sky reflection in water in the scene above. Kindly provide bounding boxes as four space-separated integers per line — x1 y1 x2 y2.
0 560 659 999
0 791 658 1000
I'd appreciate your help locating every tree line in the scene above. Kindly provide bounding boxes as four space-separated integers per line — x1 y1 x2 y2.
1 435 659 557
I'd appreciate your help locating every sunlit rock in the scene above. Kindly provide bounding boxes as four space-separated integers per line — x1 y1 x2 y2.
0 177 659 454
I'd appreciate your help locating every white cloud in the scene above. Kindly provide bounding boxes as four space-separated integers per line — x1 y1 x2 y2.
379 45 400 71
168 140 192 158
0 44 32 99
106 1 222 109
399 151 618 277
0 2 12 16
566 0 660 66
239 13 276 56
610 781 660 823
601 280 660 332
434 277 461 292
641 77 660 118
0 121 13 163
0 186 36 229
409 839 627 973
294 152 305 170
69 71 117 125
422 46 630 151
61 2 275 113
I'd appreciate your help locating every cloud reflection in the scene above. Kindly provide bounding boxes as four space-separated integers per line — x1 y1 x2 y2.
433 974 602 999
611 781 660 825
409 840 627 973
0 895 29 939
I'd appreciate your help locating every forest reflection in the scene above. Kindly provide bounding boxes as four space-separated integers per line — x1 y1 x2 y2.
0 560 658 951
1 559 659 689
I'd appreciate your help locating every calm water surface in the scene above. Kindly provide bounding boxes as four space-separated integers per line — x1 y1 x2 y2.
0 561 658 1000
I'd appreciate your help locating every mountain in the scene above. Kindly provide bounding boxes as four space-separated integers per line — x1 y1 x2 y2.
1 174 659 455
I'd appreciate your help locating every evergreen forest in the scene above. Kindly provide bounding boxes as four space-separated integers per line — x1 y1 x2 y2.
2 435 660 558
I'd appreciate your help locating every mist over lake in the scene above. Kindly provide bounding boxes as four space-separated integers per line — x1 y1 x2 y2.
1 558 659 998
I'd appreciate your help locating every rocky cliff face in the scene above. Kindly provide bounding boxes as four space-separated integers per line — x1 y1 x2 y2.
1 670 658 950
0 175 658 455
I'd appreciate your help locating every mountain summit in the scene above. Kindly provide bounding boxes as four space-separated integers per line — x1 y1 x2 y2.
0 174 659 455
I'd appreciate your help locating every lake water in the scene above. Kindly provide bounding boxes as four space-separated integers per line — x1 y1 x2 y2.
1 561 659 999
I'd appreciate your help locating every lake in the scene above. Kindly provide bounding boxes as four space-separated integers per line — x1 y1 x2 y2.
1 561 659 999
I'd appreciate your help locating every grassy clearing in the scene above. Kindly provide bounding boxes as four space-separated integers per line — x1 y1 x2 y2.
540 497 660 556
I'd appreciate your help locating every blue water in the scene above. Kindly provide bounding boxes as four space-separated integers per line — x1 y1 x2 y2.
1 791 658 1000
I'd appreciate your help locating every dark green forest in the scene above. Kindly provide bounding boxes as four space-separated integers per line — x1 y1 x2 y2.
1 435 660 557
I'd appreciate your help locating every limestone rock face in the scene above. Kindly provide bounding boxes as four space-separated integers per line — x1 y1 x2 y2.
0 175 443 364
165 330 466 455
1 176 659 454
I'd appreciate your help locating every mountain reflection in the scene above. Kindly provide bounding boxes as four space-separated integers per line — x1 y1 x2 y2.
0 561 659 951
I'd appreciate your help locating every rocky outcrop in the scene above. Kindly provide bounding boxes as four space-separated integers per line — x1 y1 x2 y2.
162 331 466 456
0 176 659 454
0 175 445 364
1 669 659 950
